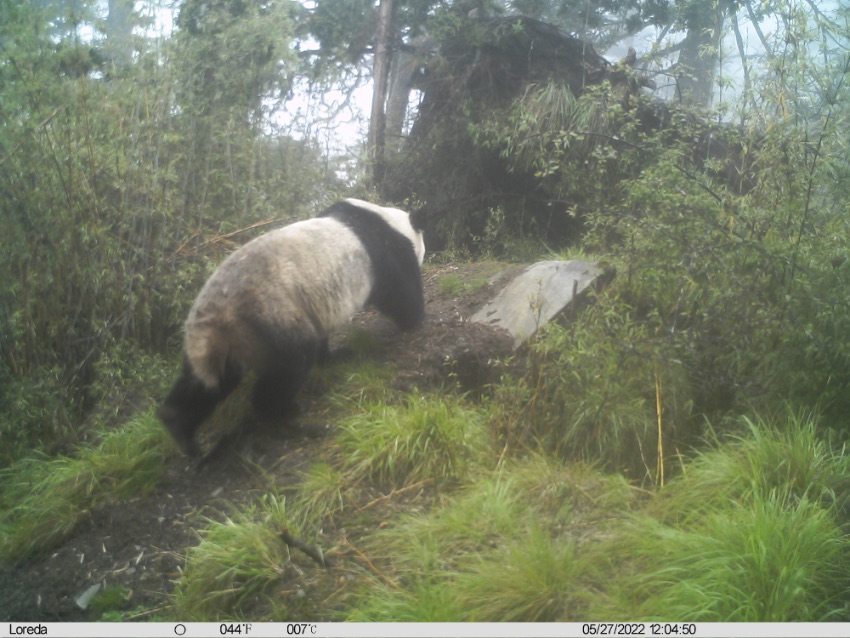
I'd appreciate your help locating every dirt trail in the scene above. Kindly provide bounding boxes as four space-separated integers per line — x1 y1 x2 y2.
0 261 521 621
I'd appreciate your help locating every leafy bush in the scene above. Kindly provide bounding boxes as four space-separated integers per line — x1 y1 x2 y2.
495 310 694 481
0 1 342 457
495 104 850 474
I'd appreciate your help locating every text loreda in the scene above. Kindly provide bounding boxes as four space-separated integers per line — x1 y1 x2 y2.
8 625 47 635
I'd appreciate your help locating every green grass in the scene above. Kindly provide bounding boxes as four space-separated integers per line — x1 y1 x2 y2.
348 474 533 622
352 529 580 621
341 326 386 357
452 526 579 621
348 576 466 621
589 492 849 621
581 409 850 621
437 274 465 296
364 456 635 574
172 493 294 619
0 408 175 562
434 263 507 297
334 392 492 487
503 454 637 518
366 473 531 574
346 412 850 622
649 409 850 527
289 461 354 529
351 457 636 621
89 585 132 613
308 360 397 415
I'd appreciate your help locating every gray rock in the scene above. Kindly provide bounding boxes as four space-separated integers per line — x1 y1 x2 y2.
469 260 606 348
75 582 102 610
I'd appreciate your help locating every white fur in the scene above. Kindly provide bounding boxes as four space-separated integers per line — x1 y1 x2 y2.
184 202 424 390
185 216 373 388
343 198 426 265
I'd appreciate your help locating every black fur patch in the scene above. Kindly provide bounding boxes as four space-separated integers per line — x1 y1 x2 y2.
160 200 425 457
320 201 425 330
159 356 240 456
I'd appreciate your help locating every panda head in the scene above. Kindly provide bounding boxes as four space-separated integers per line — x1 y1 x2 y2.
340 198 425 266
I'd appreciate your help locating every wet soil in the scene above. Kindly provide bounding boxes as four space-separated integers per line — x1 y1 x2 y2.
0 261 523 622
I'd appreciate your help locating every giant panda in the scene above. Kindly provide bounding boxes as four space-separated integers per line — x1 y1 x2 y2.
158 198 426 456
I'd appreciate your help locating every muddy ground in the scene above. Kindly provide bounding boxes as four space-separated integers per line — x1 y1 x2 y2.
0 261 526 622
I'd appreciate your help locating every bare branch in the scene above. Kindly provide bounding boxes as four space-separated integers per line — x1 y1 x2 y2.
731 11 753 115
744 0 775 60
279 528 332 568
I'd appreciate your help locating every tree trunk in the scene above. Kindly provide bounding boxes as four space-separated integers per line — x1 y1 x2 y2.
368 0 395 187
385 33 434 155
676 4 725 108
105 0 135 68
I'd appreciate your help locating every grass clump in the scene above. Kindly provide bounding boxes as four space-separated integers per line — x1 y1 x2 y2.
0 409 174 562
172 493 293 620
452 526 579 621
591 493 849 621
351 477 534 622
334 392 491 487
289 461 354 529
309 360 397 416
348 577 465 622
367 474 530 575
359 528 580 621
582 410 850 621
352 456 635 621
504 454 637 518
650 409 850 527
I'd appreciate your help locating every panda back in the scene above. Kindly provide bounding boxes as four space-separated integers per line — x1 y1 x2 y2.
184 217 375 381
184 200 425 388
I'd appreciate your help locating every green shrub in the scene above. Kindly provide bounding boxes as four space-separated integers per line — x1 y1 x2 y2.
580 128 850 427
496 312 694 481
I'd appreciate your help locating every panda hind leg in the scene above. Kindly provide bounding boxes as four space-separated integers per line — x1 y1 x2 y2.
251 340 319 425
159 359 240 456
316 337 332 365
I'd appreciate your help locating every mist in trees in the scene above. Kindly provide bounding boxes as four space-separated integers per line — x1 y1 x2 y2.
1 0 848 458
0 0 340 456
